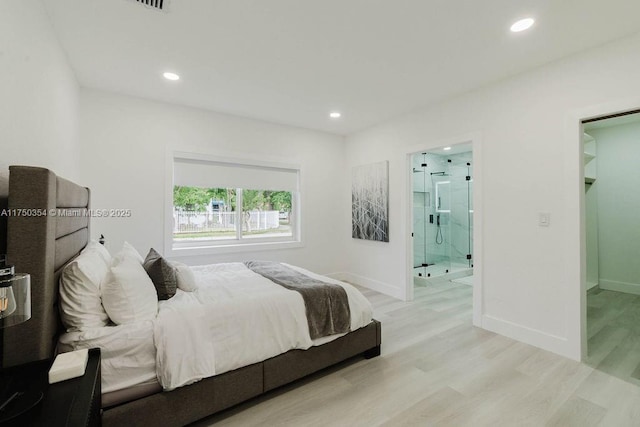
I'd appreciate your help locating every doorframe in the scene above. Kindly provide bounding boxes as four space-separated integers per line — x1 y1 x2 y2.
569 98 640 361
403 132 483 327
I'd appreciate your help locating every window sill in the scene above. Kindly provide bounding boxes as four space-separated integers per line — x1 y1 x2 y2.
168 239 304 257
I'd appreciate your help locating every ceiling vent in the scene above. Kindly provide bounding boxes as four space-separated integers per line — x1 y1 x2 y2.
128 0 168 12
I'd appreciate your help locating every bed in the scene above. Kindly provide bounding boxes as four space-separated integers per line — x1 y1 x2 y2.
0 165 381 426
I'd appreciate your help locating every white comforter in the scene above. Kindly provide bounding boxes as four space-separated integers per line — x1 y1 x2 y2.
60 262 373 393
156 262 372 390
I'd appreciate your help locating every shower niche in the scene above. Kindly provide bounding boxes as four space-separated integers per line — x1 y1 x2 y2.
412 150 473 282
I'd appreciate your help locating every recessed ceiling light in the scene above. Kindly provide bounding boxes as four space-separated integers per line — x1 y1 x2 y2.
443 147 452 151
163 72 180 81
510 18 535 33
329 112 342 119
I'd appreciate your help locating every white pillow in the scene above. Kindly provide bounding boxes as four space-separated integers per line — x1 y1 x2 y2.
83 240 112 265
101 256 158 325
113 241 144 264
59 249 110 331
171 262 198 292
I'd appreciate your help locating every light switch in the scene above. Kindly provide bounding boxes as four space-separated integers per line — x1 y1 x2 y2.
539 212 550 227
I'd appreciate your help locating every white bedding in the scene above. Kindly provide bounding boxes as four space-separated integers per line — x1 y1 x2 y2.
58 320 157 393
59 262 373 393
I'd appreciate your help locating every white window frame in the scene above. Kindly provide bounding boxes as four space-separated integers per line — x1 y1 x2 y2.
165 151 303 256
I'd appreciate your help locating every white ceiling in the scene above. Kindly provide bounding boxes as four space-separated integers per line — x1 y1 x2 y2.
42 0 640 135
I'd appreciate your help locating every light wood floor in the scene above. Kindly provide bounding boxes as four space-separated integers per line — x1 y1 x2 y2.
194 282 640 426
586 287 640 386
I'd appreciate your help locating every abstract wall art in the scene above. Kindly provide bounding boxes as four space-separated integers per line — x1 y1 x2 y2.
352 160 389 242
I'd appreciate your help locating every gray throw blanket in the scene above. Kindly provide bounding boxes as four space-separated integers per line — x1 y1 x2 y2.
244 261 351 340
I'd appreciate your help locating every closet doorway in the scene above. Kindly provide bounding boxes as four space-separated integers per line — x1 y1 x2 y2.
583 110 640 383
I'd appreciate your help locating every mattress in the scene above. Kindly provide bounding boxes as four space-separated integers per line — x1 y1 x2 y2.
59 262 373 401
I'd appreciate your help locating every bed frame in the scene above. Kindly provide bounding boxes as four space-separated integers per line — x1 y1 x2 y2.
0 166 381 426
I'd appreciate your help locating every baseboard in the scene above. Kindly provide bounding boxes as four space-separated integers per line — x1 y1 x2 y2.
326 272 404 300
599 279 640 295
481 314 577 360
586 281 598 291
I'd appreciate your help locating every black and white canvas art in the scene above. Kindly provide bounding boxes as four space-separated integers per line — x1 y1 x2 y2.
352 160 389 242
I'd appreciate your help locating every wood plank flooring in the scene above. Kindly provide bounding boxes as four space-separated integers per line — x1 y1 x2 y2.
193 283 640 426
586 287 640 386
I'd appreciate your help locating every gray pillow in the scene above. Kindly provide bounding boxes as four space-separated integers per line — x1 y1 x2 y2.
143 248 177 300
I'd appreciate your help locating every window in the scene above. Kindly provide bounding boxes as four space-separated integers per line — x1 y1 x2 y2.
170 154 301 253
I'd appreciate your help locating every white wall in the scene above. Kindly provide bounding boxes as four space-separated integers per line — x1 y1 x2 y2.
589 121 640 294
0 1 80 180
79 89 347 274
343 31 640 360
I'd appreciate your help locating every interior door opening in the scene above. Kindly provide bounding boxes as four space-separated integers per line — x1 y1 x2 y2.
582 110 640 383
411 148 473 286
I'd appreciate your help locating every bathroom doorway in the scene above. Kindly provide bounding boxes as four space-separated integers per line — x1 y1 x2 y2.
411 144 473 287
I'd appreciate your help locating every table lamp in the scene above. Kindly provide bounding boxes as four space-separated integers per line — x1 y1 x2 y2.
0 255 39 424
0 257 30 328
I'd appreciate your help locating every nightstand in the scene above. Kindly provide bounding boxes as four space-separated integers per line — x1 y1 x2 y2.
0 348 101 426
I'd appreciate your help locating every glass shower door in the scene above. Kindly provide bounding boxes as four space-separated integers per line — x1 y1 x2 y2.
449 164 470 270
468 163 473 268
448 159 473 270
412 155 429 277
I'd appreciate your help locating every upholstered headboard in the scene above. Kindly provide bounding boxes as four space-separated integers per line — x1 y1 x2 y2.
1 166 90 368
0 170 8 256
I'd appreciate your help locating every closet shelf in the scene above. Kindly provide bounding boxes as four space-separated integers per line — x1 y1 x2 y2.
584 152 595 164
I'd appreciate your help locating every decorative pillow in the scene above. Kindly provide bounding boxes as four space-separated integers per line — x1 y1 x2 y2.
112 241 144 264
83 240 112 265
143 248 177 300
59 249 110 331
171 261 198 292
101 256 158 325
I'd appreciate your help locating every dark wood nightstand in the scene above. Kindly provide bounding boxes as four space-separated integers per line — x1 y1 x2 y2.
0 348 101 426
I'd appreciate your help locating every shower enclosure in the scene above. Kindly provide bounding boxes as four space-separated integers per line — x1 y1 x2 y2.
412 151 473 280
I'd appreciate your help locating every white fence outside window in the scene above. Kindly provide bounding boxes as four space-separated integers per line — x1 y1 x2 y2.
174 210 281 234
